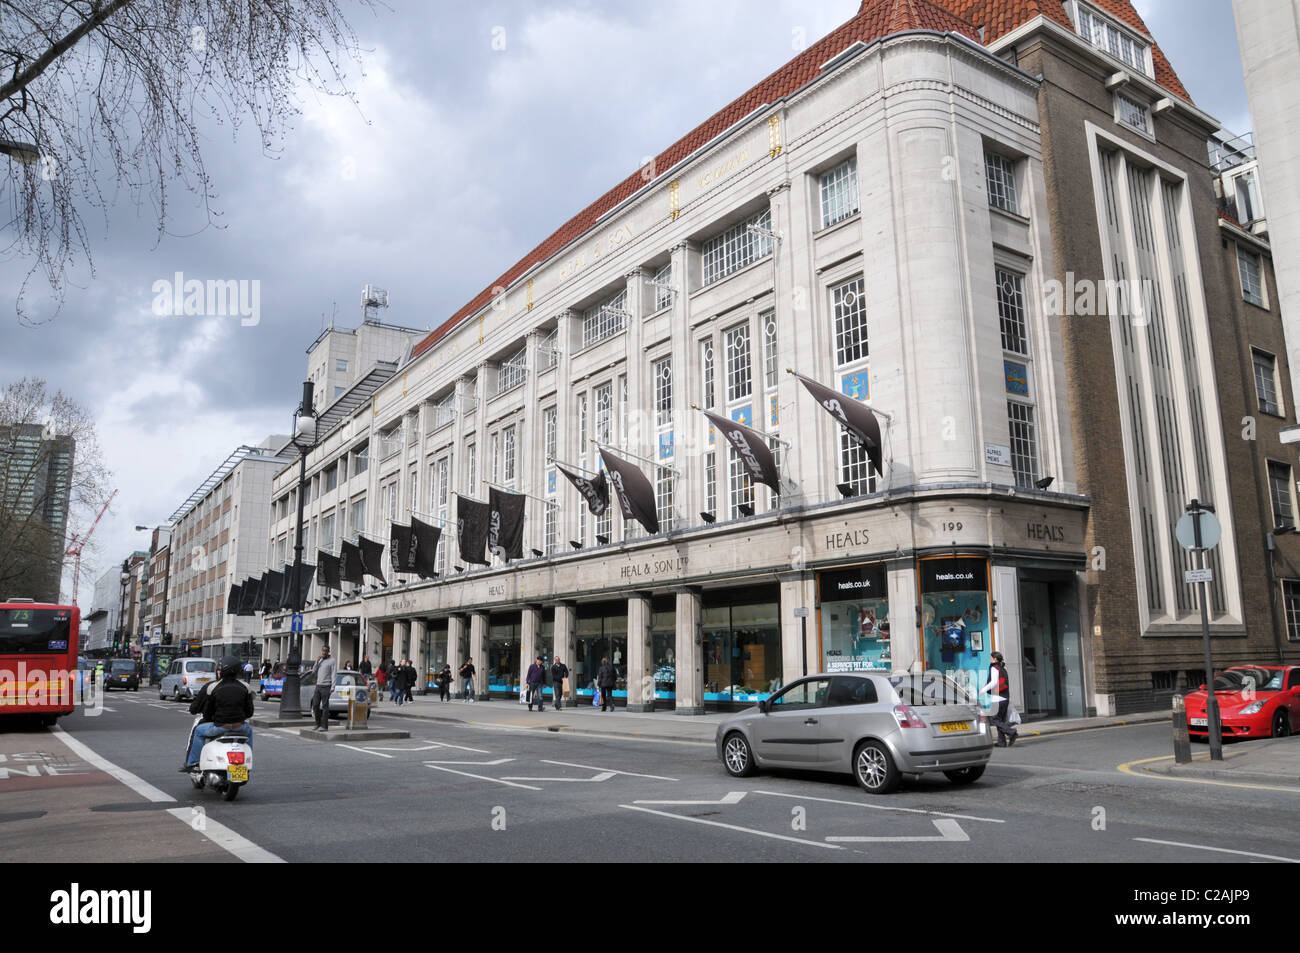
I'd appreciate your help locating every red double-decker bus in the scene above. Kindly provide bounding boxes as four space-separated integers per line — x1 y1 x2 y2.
0 600 81 725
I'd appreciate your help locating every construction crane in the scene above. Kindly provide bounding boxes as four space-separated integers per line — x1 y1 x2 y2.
65 488 117 605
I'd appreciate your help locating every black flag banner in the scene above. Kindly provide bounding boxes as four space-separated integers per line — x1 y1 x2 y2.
279 563 294 609
702 409 781 491
318 551 342 591
391 522 415 574
340 540 365 586
457 496 491 565
792 371 883 478
358 536 388 585
226 583 242 615
296 562 316 607
598 448 660 535
257 571 283 613
556 464 608 516
411 517 441 578
237 577 258 615
489 488 526 561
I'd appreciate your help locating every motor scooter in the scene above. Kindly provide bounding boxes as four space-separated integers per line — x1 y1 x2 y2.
185 715 252 801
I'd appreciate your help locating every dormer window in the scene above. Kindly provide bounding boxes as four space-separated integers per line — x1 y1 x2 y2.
1075 3 1152 77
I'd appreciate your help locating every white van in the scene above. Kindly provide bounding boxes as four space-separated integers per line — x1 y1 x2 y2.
159 657 219 701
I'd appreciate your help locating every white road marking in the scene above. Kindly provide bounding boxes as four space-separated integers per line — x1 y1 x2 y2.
632 791 747 806
826 818 970 843
501 771 617 783
753 790 1005 824
51 725 286 864
619 804 842 849
363 741 491 754
540 760 677 781
1133 837 1300 863
424 758 514 766
52 725 172 803
149 704 172 710
339 744 393 758
424 763 541 790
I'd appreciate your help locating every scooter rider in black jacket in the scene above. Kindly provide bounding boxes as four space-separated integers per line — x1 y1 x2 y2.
180 656 254 770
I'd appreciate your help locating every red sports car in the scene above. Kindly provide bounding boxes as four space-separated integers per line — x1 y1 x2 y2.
1184 665 1300 740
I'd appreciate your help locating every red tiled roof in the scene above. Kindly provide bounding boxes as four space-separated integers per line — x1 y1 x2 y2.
411 0 977 361
937 0 1190 99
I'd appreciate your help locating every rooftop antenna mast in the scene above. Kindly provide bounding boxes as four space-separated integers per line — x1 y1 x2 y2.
362 285 389 325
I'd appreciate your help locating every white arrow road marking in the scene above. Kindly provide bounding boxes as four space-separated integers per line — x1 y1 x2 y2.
754 790 1004 824
826 818 970 843
424 758 514 766
540 760 677 781
619 804 842 850
501 771 617 783
339 744 392 758
632 791 747 806
424 762 540 790
363 741 490 753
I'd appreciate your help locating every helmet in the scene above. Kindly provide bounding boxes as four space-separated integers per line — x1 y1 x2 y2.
219 656 242 678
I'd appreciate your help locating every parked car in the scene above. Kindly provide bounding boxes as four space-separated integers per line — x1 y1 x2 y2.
1184 665 1300 740
715 672 992 794
159 657 218 701
298 669 370 719
105 658 139 692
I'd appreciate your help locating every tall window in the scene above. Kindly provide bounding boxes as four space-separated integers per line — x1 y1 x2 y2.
701 339 715 409
702 208 773 285
489 433 499 486
1238 247 1265 307
321 513 335 552
539 328 559 369
653 358 673 429
503 424 517 486
656 468 674 533
1007 402 1039 489
985 152 1018 213
996 269 1029 355
831 277 868 366
466 443 477 494
436 455 451 571
819 157 859 228
1253 350 1281 416
761 310 779 390
1284 581 1300 642
350 498 367 541
704 451 717 517
839 429 874 496
583 289 628 348
724 323 751 403
498 347 527 394
728 453 753 519
1269 461 1295 529
543 407 557 463
653 263 673 311
594 383 612 444
544 501 558 556
577 394 589 546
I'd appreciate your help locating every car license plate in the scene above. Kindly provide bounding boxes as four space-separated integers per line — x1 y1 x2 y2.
227 765 248 782
939 721 972 733
1190 718 1207 727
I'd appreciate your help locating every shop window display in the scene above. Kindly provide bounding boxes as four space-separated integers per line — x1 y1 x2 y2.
575 607 628 702
651 606 676 701
487 617 521 694
701 595 782 705
919 557 991 694
819 566 891 672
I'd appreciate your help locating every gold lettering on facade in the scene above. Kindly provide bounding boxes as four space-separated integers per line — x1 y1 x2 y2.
768 115 782 157
697 148 751 192
526 279 534 312
669 180 680 220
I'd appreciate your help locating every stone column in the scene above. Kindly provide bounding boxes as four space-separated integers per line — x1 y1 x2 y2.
778 571 817 684
674 587 705 715
411 618 429 692
626 591 654 712
887 561 919 673
447 614 466 683
470 611 489 698
552 601 576 706
366 620 383 667
394 619 410 665
328 628 341 664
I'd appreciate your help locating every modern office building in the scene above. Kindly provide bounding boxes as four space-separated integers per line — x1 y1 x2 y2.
167 439 295 659
0 422 75 603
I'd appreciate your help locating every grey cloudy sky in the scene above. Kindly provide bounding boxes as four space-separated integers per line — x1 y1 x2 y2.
0 0 1250 601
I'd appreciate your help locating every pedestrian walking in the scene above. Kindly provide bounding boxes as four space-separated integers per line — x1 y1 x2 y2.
596 656 617 712
437 664 452 702
388 659 402 703
260 659 272 680
310 645 336 731
525 656 547 712
982 651 1019 747
550 657 569 711
242 659 254 682
403 659 416 703
459 659 476 702
394 661 410 706
359 656 372 678
376 663 388 696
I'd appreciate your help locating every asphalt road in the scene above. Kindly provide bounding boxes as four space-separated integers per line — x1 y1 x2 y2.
3 693 1299 865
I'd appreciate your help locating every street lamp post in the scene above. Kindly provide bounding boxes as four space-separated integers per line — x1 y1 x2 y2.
115 558 130 656
279 381 317 718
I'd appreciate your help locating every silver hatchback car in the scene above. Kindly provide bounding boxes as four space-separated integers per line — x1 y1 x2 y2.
715 672 992 794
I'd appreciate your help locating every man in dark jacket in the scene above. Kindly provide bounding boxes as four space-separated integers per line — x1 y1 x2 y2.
596 657 617 712
403 659 417 703
550 657 569 711
181 656 254 770
525 656 547 712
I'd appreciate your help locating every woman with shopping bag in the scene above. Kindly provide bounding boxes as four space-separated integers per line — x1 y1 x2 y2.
981 651 1019 747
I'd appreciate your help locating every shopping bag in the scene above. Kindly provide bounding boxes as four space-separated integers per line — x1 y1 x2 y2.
520 686 530 705
593 688 602 708
1008 702 1022 726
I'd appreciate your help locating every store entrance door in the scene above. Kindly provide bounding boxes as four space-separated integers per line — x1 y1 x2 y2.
1019 577 1084 717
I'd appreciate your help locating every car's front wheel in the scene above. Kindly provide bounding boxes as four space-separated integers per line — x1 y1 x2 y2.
1272 709 1291 738
853 740 900 794
722 732 756 778
943 765 986 785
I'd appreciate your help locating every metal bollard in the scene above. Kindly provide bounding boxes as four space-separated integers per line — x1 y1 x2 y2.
1172 694 1191 764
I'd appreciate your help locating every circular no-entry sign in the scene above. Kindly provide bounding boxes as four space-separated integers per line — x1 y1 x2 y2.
1176 510 1221 551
